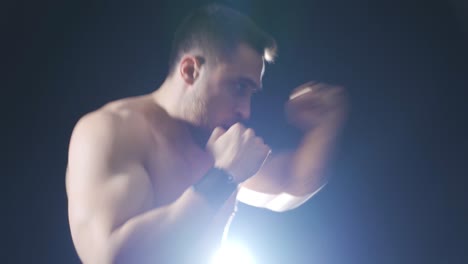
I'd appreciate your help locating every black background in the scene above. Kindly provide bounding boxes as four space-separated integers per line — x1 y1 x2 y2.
4 0 468 263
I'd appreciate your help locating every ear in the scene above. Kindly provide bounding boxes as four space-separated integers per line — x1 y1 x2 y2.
179 55 201 85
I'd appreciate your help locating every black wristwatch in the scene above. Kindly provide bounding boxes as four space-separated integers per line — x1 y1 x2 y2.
193 167 238 210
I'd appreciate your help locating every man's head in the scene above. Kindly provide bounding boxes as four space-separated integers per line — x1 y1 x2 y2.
168 4 277 76
167 4 277 136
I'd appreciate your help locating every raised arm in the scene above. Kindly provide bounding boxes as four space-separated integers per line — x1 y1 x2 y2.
238 82 348 212
66 111 218 264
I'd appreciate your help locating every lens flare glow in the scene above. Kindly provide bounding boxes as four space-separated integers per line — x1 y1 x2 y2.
211 242 255 264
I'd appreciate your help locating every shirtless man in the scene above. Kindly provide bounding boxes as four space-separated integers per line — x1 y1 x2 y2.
66 4 347 264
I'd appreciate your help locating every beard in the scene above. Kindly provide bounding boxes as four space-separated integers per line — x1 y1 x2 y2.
180 90 213 147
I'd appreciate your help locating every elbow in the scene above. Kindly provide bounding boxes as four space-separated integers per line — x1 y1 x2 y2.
104 248 128 264
76 243 140 264
72 227 133 264
104 223 165 264
103 239 137 264
104 227 140 264
81 236 120 264
101 241 123 264
70 223 114 264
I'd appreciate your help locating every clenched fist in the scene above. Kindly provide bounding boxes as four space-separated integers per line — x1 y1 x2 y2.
206 123 271 183
285 81 348 132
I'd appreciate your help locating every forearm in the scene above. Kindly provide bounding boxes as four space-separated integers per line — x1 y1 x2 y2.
237 124 339 209
106 188 218 264
286 120 343 196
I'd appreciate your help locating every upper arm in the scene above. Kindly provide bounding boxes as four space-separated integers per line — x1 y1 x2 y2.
66 111 154 261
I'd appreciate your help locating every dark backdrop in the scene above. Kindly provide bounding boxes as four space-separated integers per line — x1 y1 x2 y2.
4 0 468 263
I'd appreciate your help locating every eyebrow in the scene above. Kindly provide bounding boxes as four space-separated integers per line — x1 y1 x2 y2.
238 77 262 92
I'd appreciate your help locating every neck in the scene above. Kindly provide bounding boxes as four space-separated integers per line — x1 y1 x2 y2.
151 78 210 149
151 77 183 119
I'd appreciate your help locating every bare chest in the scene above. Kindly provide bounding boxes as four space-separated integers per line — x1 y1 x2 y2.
144 138 210 206
142 123 239 249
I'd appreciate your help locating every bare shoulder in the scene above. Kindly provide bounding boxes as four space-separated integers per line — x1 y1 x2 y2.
66 96 159 261
66 96 156 187
73 98 150 156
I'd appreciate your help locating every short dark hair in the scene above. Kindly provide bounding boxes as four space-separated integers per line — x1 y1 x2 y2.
168 4 277 75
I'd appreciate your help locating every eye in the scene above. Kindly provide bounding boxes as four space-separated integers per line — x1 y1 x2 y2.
231 82 250 97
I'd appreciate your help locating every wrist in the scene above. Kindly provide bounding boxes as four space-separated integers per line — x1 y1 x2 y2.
213 163 242 184
193 167 238 210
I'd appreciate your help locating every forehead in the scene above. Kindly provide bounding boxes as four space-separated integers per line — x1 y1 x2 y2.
215 43 265 87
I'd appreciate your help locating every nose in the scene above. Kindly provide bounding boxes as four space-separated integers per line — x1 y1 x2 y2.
236 97 251 121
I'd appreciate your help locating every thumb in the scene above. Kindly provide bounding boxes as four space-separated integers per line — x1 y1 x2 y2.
206 127 226 148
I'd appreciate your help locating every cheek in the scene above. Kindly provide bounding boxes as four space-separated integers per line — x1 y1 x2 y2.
205 80 237 115
207 99 234 123
208 85 233 108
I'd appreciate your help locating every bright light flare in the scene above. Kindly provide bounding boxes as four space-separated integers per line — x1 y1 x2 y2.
211 242 255 264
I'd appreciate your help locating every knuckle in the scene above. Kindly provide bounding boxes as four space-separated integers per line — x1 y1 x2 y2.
233 123 245 132
228 123 240 135
245 128 255 137
239 124 246 131
254 136 264 144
